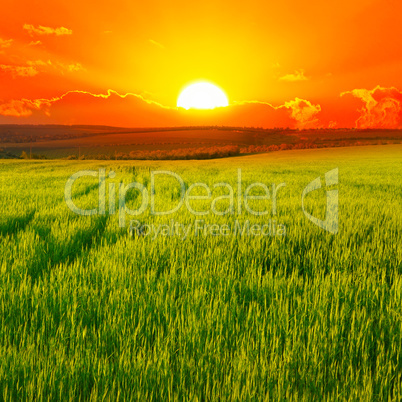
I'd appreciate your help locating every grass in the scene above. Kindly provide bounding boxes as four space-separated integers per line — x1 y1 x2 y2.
0 145 401 400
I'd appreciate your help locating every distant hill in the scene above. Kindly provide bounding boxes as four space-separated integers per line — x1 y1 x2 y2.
0 125 401 159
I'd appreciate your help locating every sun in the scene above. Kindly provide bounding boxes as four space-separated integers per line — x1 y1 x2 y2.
177 82 229 110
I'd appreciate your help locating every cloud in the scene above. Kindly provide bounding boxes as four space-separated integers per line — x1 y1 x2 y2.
23 24 72 36
0 38 13 49
279 69 308 82
0 59 85 77
65 63 85 72
28 40 42 46
149 39 165 49
0 89 322 128
0 99 44 117
3 87 402 129
26 60 51 67
0 64 39 78
341 86 402 128
234 97 322 128
0 90 174 121
282 98 321 128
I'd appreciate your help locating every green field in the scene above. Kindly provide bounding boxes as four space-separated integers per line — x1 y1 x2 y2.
0 145 401 400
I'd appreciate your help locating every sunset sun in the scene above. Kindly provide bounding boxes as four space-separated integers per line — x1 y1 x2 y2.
177 82 229 110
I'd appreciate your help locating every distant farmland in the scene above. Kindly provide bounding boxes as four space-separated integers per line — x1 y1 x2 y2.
0 125 401 159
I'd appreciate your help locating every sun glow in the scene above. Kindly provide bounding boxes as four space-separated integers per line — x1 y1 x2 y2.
177 82 229 110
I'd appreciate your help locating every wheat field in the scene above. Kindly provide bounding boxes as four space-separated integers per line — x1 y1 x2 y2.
0 145 401 400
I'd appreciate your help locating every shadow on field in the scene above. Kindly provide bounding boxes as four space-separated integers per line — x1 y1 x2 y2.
27 215 109 281
0 210 36 237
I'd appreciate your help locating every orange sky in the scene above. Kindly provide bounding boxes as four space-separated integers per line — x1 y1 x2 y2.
0 0 401 128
